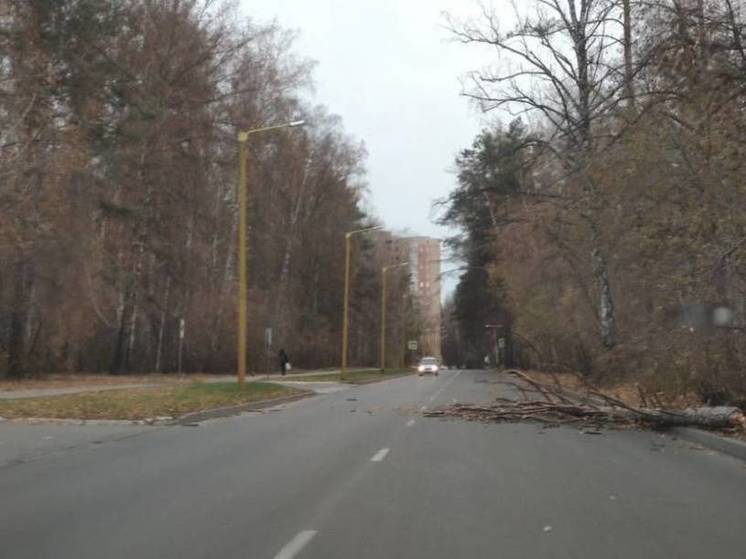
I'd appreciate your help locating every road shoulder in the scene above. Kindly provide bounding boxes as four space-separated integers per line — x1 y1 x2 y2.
669 427 746 462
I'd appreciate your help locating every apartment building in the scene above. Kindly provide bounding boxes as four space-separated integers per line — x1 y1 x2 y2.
375 232 442 357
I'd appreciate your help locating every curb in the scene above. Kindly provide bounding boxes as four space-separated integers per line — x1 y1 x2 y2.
348 373 414 385
1 417 144 426
670 427 746 462
175 391 313 425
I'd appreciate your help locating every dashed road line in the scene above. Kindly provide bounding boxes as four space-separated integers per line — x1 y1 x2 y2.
428 370 462 403
370 448 390 462
406 419 415 427
273 530 318 559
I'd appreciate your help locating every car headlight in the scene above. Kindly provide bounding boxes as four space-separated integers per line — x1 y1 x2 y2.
418 365 425 372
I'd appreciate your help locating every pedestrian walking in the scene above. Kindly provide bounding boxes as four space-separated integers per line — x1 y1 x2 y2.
278 349 290 375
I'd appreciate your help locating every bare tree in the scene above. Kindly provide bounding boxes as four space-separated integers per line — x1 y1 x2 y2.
447 0 637 348
445 0 746 400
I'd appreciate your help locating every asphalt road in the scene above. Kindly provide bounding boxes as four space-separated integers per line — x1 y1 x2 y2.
1 369 745 558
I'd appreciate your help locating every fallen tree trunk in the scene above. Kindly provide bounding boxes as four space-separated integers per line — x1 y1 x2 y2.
611 406 745 429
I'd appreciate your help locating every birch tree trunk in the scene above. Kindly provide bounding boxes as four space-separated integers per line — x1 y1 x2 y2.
273 157 312 344
154 275 171 373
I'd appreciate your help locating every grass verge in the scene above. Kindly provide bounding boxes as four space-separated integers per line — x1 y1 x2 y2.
0 373 243 392
292 368 413 384
0 382 302 421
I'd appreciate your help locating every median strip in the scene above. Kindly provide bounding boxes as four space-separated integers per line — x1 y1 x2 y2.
0 382 305 422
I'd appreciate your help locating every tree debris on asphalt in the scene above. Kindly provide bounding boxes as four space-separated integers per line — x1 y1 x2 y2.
423 370 746 430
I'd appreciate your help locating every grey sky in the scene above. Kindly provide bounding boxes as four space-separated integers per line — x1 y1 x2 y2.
239 0 511 247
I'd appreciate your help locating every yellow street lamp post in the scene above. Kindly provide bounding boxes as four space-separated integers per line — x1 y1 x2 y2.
237 119 305 388
341 226 382 379
380 262 409 371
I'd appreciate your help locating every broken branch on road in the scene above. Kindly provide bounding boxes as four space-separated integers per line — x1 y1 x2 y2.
423 370 746 430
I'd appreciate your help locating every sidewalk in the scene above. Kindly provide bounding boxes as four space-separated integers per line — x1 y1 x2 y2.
0 370 353 400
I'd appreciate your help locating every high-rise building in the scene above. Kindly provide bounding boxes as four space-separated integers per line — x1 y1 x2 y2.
408 236 441 357
375 232 441 357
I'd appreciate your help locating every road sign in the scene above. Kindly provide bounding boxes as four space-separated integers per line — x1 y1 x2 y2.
407 340 418 351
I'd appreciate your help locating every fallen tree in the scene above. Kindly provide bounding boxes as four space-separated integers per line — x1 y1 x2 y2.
424 370 746 430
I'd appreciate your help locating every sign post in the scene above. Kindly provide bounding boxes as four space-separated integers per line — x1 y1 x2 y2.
498 337 506 367
264 328 272 375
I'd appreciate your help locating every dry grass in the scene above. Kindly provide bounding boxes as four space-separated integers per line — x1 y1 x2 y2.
0 381 301 421
0 373 220 392
0 370 346 392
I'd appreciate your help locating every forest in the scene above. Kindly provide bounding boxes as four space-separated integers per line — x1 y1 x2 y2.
0 0 414 377
441 0 746 404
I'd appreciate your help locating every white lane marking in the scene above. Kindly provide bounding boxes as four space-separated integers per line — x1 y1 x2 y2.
428 370 462 403
273 530 318 559
406 419 415 427
370 448 390 462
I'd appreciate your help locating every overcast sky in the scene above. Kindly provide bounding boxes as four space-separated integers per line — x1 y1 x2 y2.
238 0 511 247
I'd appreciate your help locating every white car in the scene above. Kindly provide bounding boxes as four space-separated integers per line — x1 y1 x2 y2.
417 357 440 376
